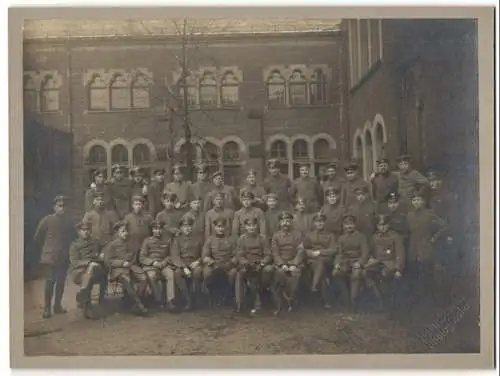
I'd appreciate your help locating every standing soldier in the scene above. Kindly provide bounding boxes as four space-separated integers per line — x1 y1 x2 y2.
232 190 266 238
378 192 410 249
139 220 176 310
271 211 305 314
342 161 372 208
293 197 313 240
302 212 337 309
332 214 371 308
396 154 430 207
148 168 166 218
82 191 119 249
103 221 149 315
129 166 149 212
189 162 213 210
235 217 274 314
371 158 399 211
185 196 206 240
204 171 239 212
263 159 293 211
201 217 239 306
34 195 74 319
124 195 154 255
170 214 204 310
108 165 133 219
289 163 323 214
349 185 377 246
240 169 267 211
85 168 112 212
69 221 107 319
156 192 183 239
321 160 345 204
264 193 281 242
205 192 234 239
321 187 345 237
165 164 192 212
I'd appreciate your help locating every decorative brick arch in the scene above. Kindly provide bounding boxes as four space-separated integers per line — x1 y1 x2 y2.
352 128 364 159
290 134 313 159
83 139 109 161
311 133 337 150
220 135 247 155
372 113 388 163
129 138 157 161
373 113 388 143
265 134 291 156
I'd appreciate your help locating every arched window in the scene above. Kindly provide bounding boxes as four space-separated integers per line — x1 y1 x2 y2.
110 74 130 110
40 75 59 112
355 136 364 178
221 71 239 106
199 72 218 108
133 144 150 165
374 123 385 165
88 145 107 165
202 141 221 177
23 75 38 112
222 141 242 188
269 140 289 176
292 139 310 179
310 69 327 105
88 74 109 111
178 74 197 108
266 70 286 108
111 144 129 165
365 130 374 180
131 74 150 109
289 69 307 106
313 138 331 177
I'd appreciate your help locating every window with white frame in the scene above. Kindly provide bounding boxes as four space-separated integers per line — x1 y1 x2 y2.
222 141 242 188
40 75 60 112
202 141 221 177
266 71 287 108
89 145 107 165
313 138 331 177
269 140 290 176
288 70 307 106
111 144 129 168
178 74 198 108
292 139 310 179
364 130 374 180
110 74 130 110
220 71 239 106
131 75 151 109
310 69 328 105
199 71 218 108
133 144 151 165
23 75 38 112
88 74 109 111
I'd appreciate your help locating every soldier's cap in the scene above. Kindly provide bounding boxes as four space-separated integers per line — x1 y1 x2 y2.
92 168 107 178
113 220 128 232
410 190 424 199
354 184 368 194
278 211 294 221
213 191 226 200
190 195 203 202
387 191 400 201
172 163 185 173
266 158 279 169
180 214 195 226
298 162 310 169
312 212 327 222
212 217 227 226
377 157 390 164
426 170 441 180
377 215 391 226
162 191 178 201
325 186 340 195
211 170 223 179
247 169 257 177
342 213 357 222
396 154 412 162
243 217 259 226
53 195 67 205
153 168 166 175
112 164 125 173
131 194 145 203
130 166 144 176
240 190 255 200
75 221 91 231
326 161 339 169
196 162 208 172
92 191 104 199
150 219 164 229
344 161 359 172
264 193 278 201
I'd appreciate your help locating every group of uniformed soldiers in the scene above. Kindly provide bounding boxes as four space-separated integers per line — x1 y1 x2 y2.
33 153 456 320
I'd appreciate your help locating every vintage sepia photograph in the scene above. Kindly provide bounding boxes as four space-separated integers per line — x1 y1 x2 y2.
9 6 495 369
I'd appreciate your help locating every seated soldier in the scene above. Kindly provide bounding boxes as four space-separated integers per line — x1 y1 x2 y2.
302 212 337 309
271 211 305 315
349 184 377 246
332 214 371 309
201 217 238 306
321 186 345 237
139 220 176 310
103 221 149 315
170 214 204 311
235 217 274 314
205 192 234 239
232 190 266 238
363 215 405 308
69 221 107 319
293 197 313 241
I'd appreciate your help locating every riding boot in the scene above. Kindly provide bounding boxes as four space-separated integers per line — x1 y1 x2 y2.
42 280 54 319
53 279 67 314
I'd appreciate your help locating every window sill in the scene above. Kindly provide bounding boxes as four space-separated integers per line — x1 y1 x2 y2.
27 110 63 115
84 108 152 114
349 59 383 96
267 104 333 110
176 105 243 111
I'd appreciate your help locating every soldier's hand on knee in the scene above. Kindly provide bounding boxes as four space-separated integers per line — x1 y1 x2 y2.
289 265 297 272
281 265 289 272
312 250 321 257
353 262 361 269
183 267 191 276
394 270 402 278
122 261 130 268
152 261 160 268
189 261 199 269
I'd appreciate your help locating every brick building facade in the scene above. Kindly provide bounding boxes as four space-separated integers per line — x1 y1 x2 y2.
23 20 346 218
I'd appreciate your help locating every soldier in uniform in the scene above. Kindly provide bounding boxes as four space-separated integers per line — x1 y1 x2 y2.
108 165 133 219
205 192 234 239
235 217 274 314
103 221 149 315
271 211 305 314
34 195 74 319
342 161 372 207
302 212 337 309
124 195 154 255
370 158 399 211
232 190 266 238
201 217 239 306
170 214 204 310
85 168 112 212
264 193 281 242
82 191 119 249
204 170 239 212
378 192 410 248
263 159 293 211
69 221 107 319
138 220 175 310
349 184 377 246
148 168 166 218
185 196 206 240
289 163 323 214
321 187 345 237
156 192 183 239
332 214 371 308
165 164 192 212
129 166 149 212
321 160 346 204
293 197 313 240
363 215 405 308
396 154 430 207
240 169 267 211
189 162 212 210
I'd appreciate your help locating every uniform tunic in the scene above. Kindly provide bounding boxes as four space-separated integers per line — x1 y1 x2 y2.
264 208 281 240
236 233 272 265
109 178 133 218
289 177 323 213
343 178 372 207
232 207 266 238
156 209 183 239
397 170 429 205
293 212 313 240
371 172 399 207
103 238 144 280
124 211 154 252
335 230 370 267
407 208 447 263
139 236 172 272
147 181 165 218
185 210 206 240
189 180 212 208
239 184 267 203
349 200 377 240
263 174 292 210
377 202 410 238
130 181 149 210
202 235 237 269
165 181 192 210
302 229 337 260
204 185 239 212
205 208 234 239
321 203 345 237
69 238 103 284
271 230 305 266
84 183 113 212
82 209 119 248
321 177 346 199
171 234 203 268
34 213 74 267
369 230 405 271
